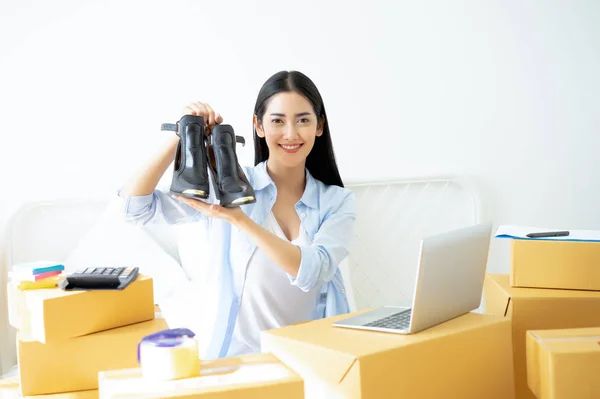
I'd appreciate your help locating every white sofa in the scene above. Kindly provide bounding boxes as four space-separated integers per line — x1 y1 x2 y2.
0 177 480 376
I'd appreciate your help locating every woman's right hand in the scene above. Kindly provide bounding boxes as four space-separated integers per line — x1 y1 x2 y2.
182 101 224 134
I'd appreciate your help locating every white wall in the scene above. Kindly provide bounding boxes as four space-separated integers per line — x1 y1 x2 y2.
1 0 599 273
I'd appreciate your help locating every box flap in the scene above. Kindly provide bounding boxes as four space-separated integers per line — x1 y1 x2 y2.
529 328 600 354
526 331 543 398
487 274 600 300
529 327 600 340
484 274 511 316
261 329 357 385
17 317 168 343
338 358 359 384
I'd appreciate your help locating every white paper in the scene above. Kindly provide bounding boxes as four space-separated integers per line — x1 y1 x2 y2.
495 225 600 242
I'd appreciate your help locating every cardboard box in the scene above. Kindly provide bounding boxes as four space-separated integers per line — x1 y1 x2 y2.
510 239 600 290
7 274 154 343
526 327 600 399
484 274 600 399
98 353 303 399
18 317 168 396
0 377 97 398
261 311 514 399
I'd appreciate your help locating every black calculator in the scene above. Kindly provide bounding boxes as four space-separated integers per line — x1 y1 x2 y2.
59 267 139 291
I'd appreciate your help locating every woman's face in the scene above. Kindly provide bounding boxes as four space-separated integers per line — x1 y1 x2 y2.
255 91 323 169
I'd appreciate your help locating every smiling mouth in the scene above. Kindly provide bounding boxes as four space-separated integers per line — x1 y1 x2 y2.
279 143 304 153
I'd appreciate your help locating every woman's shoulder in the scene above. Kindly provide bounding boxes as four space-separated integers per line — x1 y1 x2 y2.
313 179 355 212
242 163 264 188
241 163 258 176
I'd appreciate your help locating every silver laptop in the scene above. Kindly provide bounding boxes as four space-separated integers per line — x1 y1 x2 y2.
333 222 492 334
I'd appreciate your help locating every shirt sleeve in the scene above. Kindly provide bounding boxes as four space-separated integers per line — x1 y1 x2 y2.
118 188 208 226
289 189 357 292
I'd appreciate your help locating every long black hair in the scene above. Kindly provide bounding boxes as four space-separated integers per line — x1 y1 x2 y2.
253 71 344 188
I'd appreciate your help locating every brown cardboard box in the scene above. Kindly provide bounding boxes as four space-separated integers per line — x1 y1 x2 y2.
98 353 303 399
7 274 154 343
17 317 168 396
509 239 600 290
484 274 600 399
261 311 514 399
526 327 600 399
0 377 97 399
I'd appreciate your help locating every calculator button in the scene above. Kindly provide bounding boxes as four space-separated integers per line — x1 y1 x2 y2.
85 268 96 274
111 269 121 275
103 268 114 275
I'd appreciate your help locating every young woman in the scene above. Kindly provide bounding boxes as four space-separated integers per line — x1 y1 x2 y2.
119 70 356 359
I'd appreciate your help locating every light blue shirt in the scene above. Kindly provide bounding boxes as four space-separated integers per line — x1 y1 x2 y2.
118 161 356 359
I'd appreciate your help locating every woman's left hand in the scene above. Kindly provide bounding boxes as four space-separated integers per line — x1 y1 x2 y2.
172 195 247 226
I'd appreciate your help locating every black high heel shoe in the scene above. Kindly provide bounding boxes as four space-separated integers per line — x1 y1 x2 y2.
207 124 256 207
161 115 210 200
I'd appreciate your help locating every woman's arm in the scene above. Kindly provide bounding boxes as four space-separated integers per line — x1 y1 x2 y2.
119 136 179 197
284 193 356 292
166 198 301 272
172 189 357 290
235 216 302 277
118 135 207 226
119 102 223 225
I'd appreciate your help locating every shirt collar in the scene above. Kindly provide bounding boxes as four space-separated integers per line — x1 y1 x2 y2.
253 161 318 210
252 161 273 191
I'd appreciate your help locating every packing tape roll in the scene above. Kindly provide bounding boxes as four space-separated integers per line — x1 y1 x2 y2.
138 328 200 380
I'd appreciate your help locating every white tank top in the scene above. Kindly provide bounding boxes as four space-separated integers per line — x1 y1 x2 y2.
227 212 319 357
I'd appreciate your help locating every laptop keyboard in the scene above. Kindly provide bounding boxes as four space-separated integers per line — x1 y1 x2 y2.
364 309 412 330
